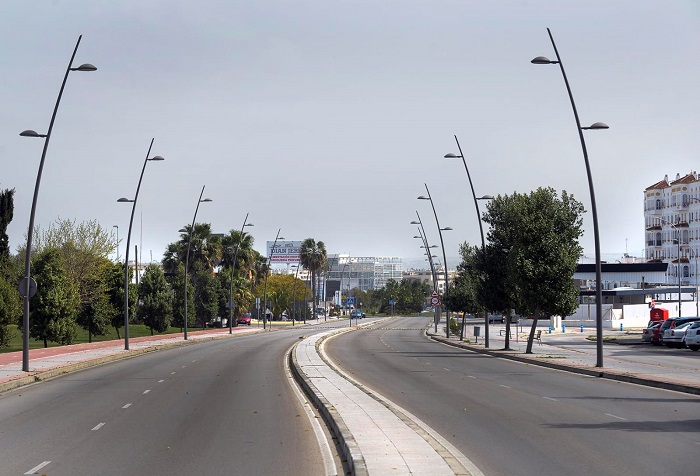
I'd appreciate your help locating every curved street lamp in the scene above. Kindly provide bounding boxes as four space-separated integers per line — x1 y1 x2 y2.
180 186 212 340
532 27 609 367
262 230 284 330
418 183 452 338
117 138 164 350
444 137 491 347
18 35 96 372
228 214 253 334
412 214 441 333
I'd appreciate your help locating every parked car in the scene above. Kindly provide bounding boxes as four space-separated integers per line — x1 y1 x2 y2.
657 318 677 346
642 322 662 344
683 321 700 351
350 309 364 319
663 321 694 348
237 313 252 325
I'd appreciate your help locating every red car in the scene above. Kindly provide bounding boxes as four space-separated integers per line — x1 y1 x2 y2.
237 313 252 325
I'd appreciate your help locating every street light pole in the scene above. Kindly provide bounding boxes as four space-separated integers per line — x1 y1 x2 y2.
18 36 96 371
418 183 453 338
182 186 212 340
532 28 609 368
445 136 491 347
117 139 164 350
228 214 253 334
412 214 440 333
262 229 283 330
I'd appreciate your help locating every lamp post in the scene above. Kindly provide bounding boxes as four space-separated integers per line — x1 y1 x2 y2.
531 28 609 367
445 137 493 347
418 183 453 338
117 139 164 350
180 186 212 340
412 214 440 333
228 214 253 334
18 36 96 372
291 264 300 325
113 225 119 262
262 229 283 330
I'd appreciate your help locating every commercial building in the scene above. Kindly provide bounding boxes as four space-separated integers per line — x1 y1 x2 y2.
326 254 402 293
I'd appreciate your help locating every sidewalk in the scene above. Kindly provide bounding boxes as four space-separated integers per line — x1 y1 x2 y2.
429 322 700 395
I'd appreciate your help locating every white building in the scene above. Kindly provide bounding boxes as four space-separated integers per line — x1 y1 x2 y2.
644 172 700 286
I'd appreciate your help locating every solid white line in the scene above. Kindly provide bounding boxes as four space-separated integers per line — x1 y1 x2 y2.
143 389 150 394
122 403 132 409
499 385 511 389
25 461 51 474
542 397 558 401
91 422 106 431
605 413 627 421
158 379 164 383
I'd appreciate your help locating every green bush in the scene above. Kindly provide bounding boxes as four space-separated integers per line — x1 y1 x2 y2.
449 317 460 336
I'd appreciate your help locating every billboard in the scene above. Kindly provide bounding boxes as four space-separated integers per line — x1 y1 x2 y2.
266 240 302 263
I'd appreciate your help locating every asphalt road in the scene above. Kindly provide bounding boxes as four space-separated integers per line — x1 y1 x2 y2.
325 316 700 476
0 323 346 476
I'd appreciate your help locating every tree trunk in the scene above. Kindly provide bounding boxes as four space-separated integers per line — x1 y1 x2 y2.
43 337 48 348
88 330 92 344
115 326 121 340
526 315 539 354
504 315 511 350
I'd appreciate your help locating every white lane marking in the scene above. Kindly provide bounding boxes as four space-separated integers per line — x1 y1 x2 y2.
191 360 197 362
444 368 451 371
91 422 106 431
143 389 151 394
122 403 132 409
181 365 186 368
171 372 176 375
499 385 511 389
158 379 164 383
468 375 476 379
25 461 51 474
605 413 627 421
542 397 558 401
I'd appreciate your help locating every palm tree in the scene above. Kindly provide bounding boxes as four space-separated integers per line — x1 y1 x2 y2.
300 238 327 319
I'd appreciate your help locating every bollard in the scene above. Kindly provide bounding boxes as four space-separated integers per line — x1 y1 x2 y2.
562 323 566 333
580 324 584 333
620 322 624 332
548 324 552 334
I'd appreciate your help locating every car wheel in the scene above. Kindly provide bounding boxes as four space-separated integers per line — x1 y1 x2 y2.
688 345 700 351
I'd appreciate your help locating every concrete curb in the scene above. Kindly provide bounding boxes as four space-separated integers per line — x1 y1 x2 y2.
428 333 700 396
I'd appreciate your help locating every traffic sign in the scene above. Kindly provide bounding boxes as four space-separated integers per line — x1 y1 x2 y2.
18 277 37 298
346 297 355 305
430 290 441 306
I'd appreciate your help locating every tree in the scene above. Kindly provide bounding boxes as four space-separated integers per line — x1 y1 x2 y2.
195 267 220 328
168 263 194 330
253 274 309 319
0 188 15 266
106 261 137 339
139 264 173 335
0 276 21 347
300 238 327 318
29 248 80 347
482 187 584 353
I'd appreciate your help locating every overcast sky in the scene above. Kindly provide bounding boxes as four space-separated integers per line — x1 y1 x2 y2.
2 1 698 269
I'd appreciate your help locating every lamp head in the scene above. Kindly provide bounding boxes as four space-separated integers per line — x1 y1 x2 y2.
117 197 133 203
477 195 494 200
72 63 97 72
19 130 47 138
444 153 461 159
531 56 557 64
201 198 213 203
149 155 165 161
582 122 609 130
178 228 187 233
440 227 453 231
410 221 420 225
244 223 254 227
417 196 430 200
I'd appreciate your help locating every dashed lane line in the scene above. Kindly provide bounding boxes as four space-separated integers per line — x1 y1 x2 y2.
143 389 151 394
605 413 627 421
91 422 106 431
25 461 51 474
122 403 132 409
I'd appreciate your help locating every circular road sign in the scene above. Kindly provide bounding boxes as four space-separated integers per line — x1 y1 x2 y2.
18 277 38 298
